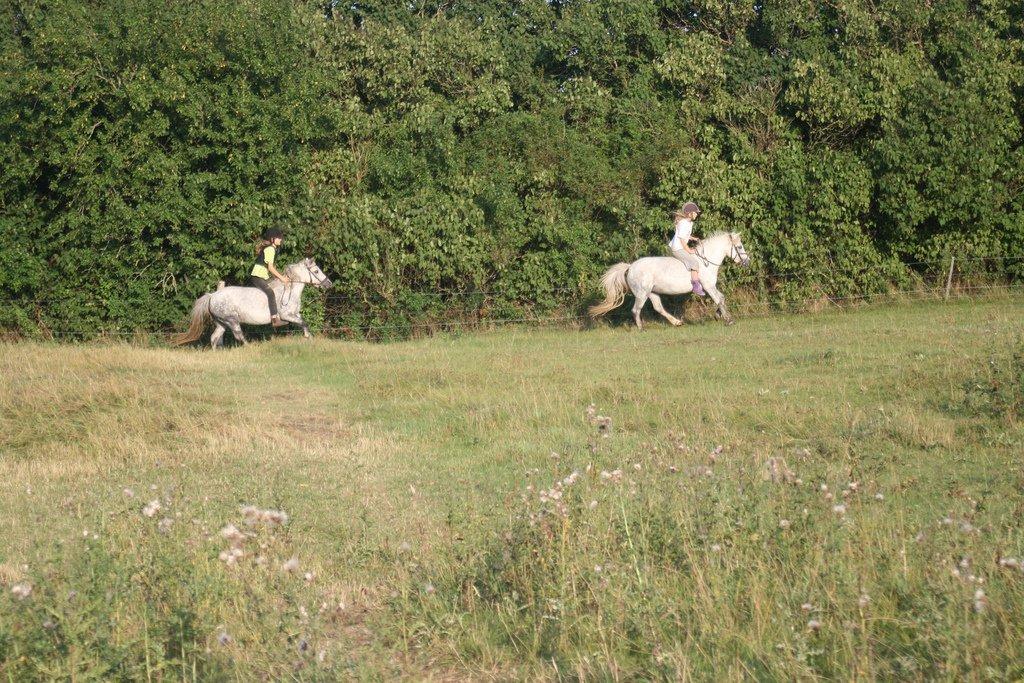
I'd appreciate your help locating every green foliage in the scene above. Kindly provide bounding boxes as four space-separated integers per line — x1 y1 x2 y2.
2 0 1022 337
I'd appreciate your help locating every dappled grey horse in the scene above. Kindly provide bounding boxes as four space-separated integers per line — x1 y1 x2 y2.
589 232 750 328
173 258 333 347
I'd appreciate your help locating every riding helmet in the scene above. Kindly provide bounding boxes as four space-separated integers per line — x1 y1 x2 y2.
681 201 701 215
262 227 284 241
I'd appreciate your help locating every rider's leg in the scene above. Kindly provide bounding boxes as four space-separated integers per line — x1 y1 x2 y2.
671 249 705 296
689 268 705 296
248 276 286 326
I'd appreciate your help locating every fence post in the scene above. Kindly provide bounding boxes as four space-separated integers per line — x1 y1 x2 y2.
944 256 955 300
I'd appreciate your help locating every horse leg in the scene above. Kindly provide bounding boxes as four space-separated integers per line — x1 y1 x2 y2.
631 290 650 330
279 312 311 338
705 284 734 325
227 319 247 345
210 323 226 349
648 293 682 327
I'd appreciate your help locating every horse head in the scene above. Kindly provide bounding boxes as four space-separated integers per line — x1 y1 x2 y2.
292 258 334 289
729 232 751 268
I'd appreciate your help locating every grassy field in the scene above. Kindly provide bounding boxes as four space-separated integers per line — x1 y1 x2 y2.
2 298 1023 680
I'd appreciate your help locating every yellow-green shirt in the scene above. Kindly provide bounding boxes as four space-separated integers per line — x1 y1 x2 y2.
251 245 275 279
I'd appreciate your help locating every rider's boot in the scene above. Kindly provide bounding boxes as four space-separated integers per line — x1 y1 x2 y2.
271 315 288 328
691 279 706 297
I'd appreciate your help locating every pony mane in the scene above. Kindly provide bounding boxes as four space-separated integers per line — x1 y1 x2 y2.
704 230 740 242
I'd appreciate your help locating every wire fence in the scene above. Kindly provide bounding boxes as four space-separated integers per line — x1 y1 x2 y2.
3 256 1022 342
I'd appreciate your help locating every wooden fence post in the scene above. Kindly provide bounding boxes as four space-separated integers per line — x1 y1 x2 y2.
944 256 955 300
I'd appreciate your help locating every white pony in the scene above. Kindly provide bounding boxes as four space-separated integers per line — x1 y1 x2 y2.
589 232 750 328
173 258 333 347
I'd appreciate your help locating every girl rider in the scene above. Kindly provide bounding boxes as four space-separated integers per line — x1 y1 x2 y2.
249 227 289 327
668 202 705 296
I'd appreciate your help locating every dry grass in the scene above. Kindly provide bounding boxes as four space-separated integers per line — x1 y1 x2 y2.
1 297 1022 678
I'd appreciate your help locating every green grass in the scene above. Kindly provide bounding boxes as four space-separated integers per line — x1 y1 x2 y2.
2 298 1023 679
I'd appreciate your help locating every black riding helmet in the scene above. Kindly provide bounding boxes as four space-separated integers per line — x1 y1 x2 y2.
262 227 284 241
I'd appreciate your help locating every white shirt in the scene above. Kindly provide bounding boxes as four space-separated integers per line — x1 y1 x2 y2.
668 218 694 251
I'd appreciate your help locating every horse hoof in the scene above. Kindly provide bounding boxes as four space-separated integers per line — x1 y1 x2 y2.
672 320 682 327
724 318 735 326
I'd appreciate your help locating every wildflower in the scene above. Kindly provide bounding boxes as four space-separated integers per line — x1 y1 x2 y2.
832 504 846 515
599 469 623 483
423 583 435 595
240 506 289 527
779 519 791 530
43 619 56 630
914 531 925 543
218 547 244 565
217 630 232 646
764 457 796 484
847 481 859 491
595 416 612 437
941 516 954 526
304 572 315 583
220 524 245 544
959 521 977 534
824 492 834 501
710 544 722 552
973 589 987 613
588 500 598 510
282 556 300 573
594 565 603 573
123 488 135 498
807 619 821 631
10 582 32 600
998 557 1021 570
801 603 814 612
858 594 871 608
820 484 828 492
874 493 884 501
142 500 162 518
633 463 642 471
562 471 581 487
157 518 173 534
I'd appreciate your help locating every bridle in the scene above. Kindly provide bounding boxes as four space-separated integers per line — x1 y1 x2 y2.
696 239 748 268
282 262 328 308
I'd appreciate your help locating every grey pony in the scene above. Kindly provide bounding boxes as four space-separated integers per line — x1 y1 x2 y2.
173 258 333 348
